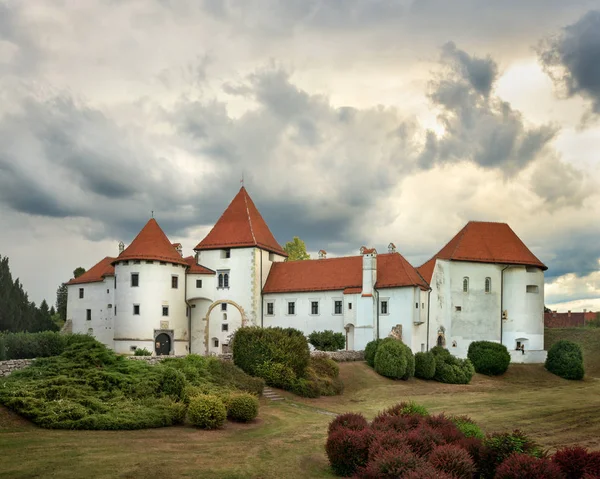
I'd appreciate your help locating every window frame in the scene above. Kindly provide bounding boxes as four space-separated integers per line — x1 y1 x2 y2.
79 288 84 299
162 306 169 317
333 299 343 315
485 277 491 293
462 277 469 293
380 299 389 315
196 279 202 288
171 275 179 289
86 309 91 321
133 304 140 315
526 285 539 294
266 301 274 316
287 301 296 316
217 270 230 289
310 300 320 316
131 272 139 288
222 323 229 332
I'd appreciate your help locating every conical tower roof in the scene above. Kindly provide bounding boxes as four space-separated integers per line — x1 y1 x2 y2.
195 187 287 256
112 218 188 266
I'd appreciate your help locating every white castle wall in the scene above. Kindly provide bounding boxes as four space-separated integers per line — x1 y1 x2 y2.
67 279 114 348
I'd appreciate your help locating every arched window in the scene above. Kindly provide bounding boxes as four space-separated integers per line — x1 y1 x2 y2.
485 277 491 293
223 273 229 288
218 274 224 288
463 277 469 293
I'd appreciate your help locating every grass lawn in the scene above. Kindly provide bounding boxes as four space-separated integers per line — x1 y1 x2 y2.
1 328 599 478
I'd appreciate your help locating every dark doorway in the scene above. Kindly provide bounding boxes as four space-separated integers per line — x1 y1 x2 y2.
155 333 171 355
437 335 444 347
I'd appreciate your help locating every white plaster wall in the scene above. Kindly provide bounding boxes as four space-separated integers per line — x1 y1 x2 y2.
502 266 545 351
113 261 187 355
428 259 452 350
207 302 243 355
189 297 211 355
67 279 114 348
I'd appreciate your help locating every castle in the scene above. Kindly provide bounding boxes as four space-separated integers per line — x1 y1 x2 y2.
66 187 547 363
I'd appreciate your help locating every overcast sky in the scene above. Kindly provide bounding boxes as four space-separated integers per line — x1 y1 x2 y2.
1 0 599 312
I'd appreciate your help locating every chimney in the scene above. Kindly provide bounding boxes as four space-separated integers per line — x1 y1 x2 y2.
118 241 125 255
176 244 183 257
388 243 396 254
318 250 327 259
360 246 377 296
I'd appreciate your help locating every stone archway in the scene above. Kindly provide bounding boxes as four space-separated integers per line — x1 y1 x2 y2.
203 300 247 355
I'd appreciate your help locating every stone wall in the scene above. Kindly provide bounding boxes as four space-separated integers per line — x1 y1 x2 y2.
312 350 365 362
0 359 34 377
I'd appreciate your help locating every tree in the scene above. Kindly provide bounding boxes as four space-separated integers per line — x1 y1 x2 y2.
73 267 86 279
56 283 68 322
283 237 310 262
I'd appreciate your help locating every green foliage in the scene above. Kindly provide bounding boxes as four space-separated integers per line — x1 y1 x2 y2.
283 236 310 261
0 255 59 333
0 332 93 360
450 416 484 439
308 330 345 351
373 338 415 380
0 341 260 430
545 340 585 380
225 393 259 422
415 351 436 379
55 283 68 323
364 339 382 367
310 354 340 378
468 341 511 376
384 400 430 417
73 267 86 279
256 361 297 389
232 326 310 378
430 347 475 384
481 430 542 478
187 395 227 429
133 348 152 356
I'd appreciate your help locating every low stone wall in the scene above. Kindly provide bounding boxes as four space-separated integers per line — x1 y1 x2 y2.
0 359 34 377
312 350 365 362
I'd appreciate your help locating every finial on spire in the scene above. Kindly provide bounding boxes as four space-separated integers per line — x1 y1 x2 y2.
151 210 154 218
240 172 244 187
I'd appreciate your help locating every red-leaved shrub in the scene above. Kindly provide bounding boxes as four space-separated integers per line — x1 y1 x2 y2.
424 414 464 444
403 466 454 479
325 428 372 476
328 412 368 434
405 426 445 457
553 447 592 479
368 430 408 459
586 451 600 477
370 413 414 433
428 444 476 479
496 453 565 479
356 447 425 478
455 436 484 470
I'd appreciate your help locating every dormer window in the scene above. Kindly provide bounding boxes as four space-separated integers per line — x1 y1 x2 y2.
463 277 469 293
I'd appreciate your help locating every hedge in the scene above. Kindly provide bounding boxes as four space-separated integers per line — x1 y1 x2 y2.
187 395 227 429
232 327 310 378
415 351 436 379
308 330 345 351
0 332 95 360
545 340 585 380
364 339 382 367
374 338 415 380
467 341 510 376
225 393 259 422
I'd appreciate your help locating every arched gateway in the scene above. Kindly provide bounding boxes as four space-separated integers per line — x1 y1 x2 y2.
203 299 247 355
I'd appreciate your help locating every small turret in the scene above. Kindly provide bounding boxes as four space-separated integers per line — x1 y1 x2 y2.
118 241 125 255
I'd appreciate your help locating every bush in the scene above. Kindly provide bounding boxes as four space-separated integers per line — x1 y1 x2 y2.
310 354 340 378
552 446 600 478
405 426 445 457
428 444 475 478
496 453 565 479
433 352 475 384
357 447 425 478
232 327 310 378
450 415 484 439
308 330 345 351
187 395 227 429
226 393 259 422
157 367 187 400
374 338 414 380
467 341 511 376
133 348 152 356
384 401 429 417
255 361 296 389
326 428 373 476
364 339 382 368
480 430 541 478
545 340 585 380
414 351 436 379
328 413 369 434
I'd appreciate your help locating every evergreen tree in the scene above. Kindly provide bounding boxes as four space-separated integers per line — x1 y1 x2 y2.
56 283 68 321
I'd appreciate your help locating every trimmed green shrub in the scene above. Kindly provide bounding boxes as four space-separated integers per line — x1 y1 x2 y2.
415 351 436 379
364 339 382 367
255 361 297 389
308 330 345 351
187 395 227 429
310 354 340 378
384 401 429 417
431 348 475 384
226 393 259 422
232 327 310 378
157 367 187 400
545 340 585 380
134 348 152 356
468 341 511 376
374 338 415 380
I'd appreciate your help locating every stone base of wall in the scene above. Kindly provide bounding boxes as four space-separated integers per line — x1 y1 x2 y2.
0 359 35 377
311 350 365 362
509 349 547 364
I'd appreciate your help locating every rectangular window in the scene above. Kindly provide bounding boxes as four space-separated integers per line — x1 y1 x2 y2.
221 249 231 259
86 309 91 321
107 303 112 309
196 279 202 288
485 277 491 293
133 260 140 264
217 270 230 289
162 306 169 317
311 301 319 315
107 289 109 294
334 300 342 315
421 343 425 352
422 303 425 309
526 285 539 293
455 306 462 312
114 305 117 316
221 303 227 311
222 323 229 332
288 302 295 315
133 304 140 315
213 339 219 348
171 275 178 289
269 252 275 261
381 301 389 315
267 302 274 315
348 303 352 310
78 288 84 299
131 273 139 287
415 302 419 309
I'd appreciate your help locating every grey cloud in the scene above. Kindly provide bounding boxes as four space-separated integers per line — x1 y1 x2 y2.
421 44 558 173
530 156 592 209
0 2 41 75
539 10 600 115
543 228 600 280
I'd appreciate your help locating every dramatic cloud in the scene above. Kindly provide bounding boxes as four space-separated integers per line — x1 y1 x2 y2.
539 10 600 115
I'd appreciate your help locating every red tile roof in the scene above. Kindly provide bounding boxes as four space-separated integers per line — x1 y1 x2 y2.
66 257 115 285
417 221 547 282
112 218 188 266
263 252 429 294
183 256 216 275
195 187 287 256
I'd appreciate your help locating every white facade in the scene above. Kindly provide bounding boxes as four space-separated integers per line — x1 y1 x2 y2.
67 279 114 348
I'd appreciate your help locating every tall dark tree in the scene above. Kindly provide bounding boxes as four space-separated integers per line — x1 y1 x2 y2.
56 283 68 321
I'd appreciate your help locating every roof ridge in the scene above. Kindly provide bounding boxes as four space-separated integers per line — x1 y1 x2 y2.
449 222 469 258
243 189 257 245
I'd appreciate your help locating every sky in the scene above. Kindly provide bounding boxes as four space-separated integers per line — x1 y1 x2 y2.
1 0 599 312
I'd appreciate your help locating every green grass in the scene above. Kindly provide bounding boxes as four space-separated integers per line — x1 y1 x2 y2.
1 329 599 478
